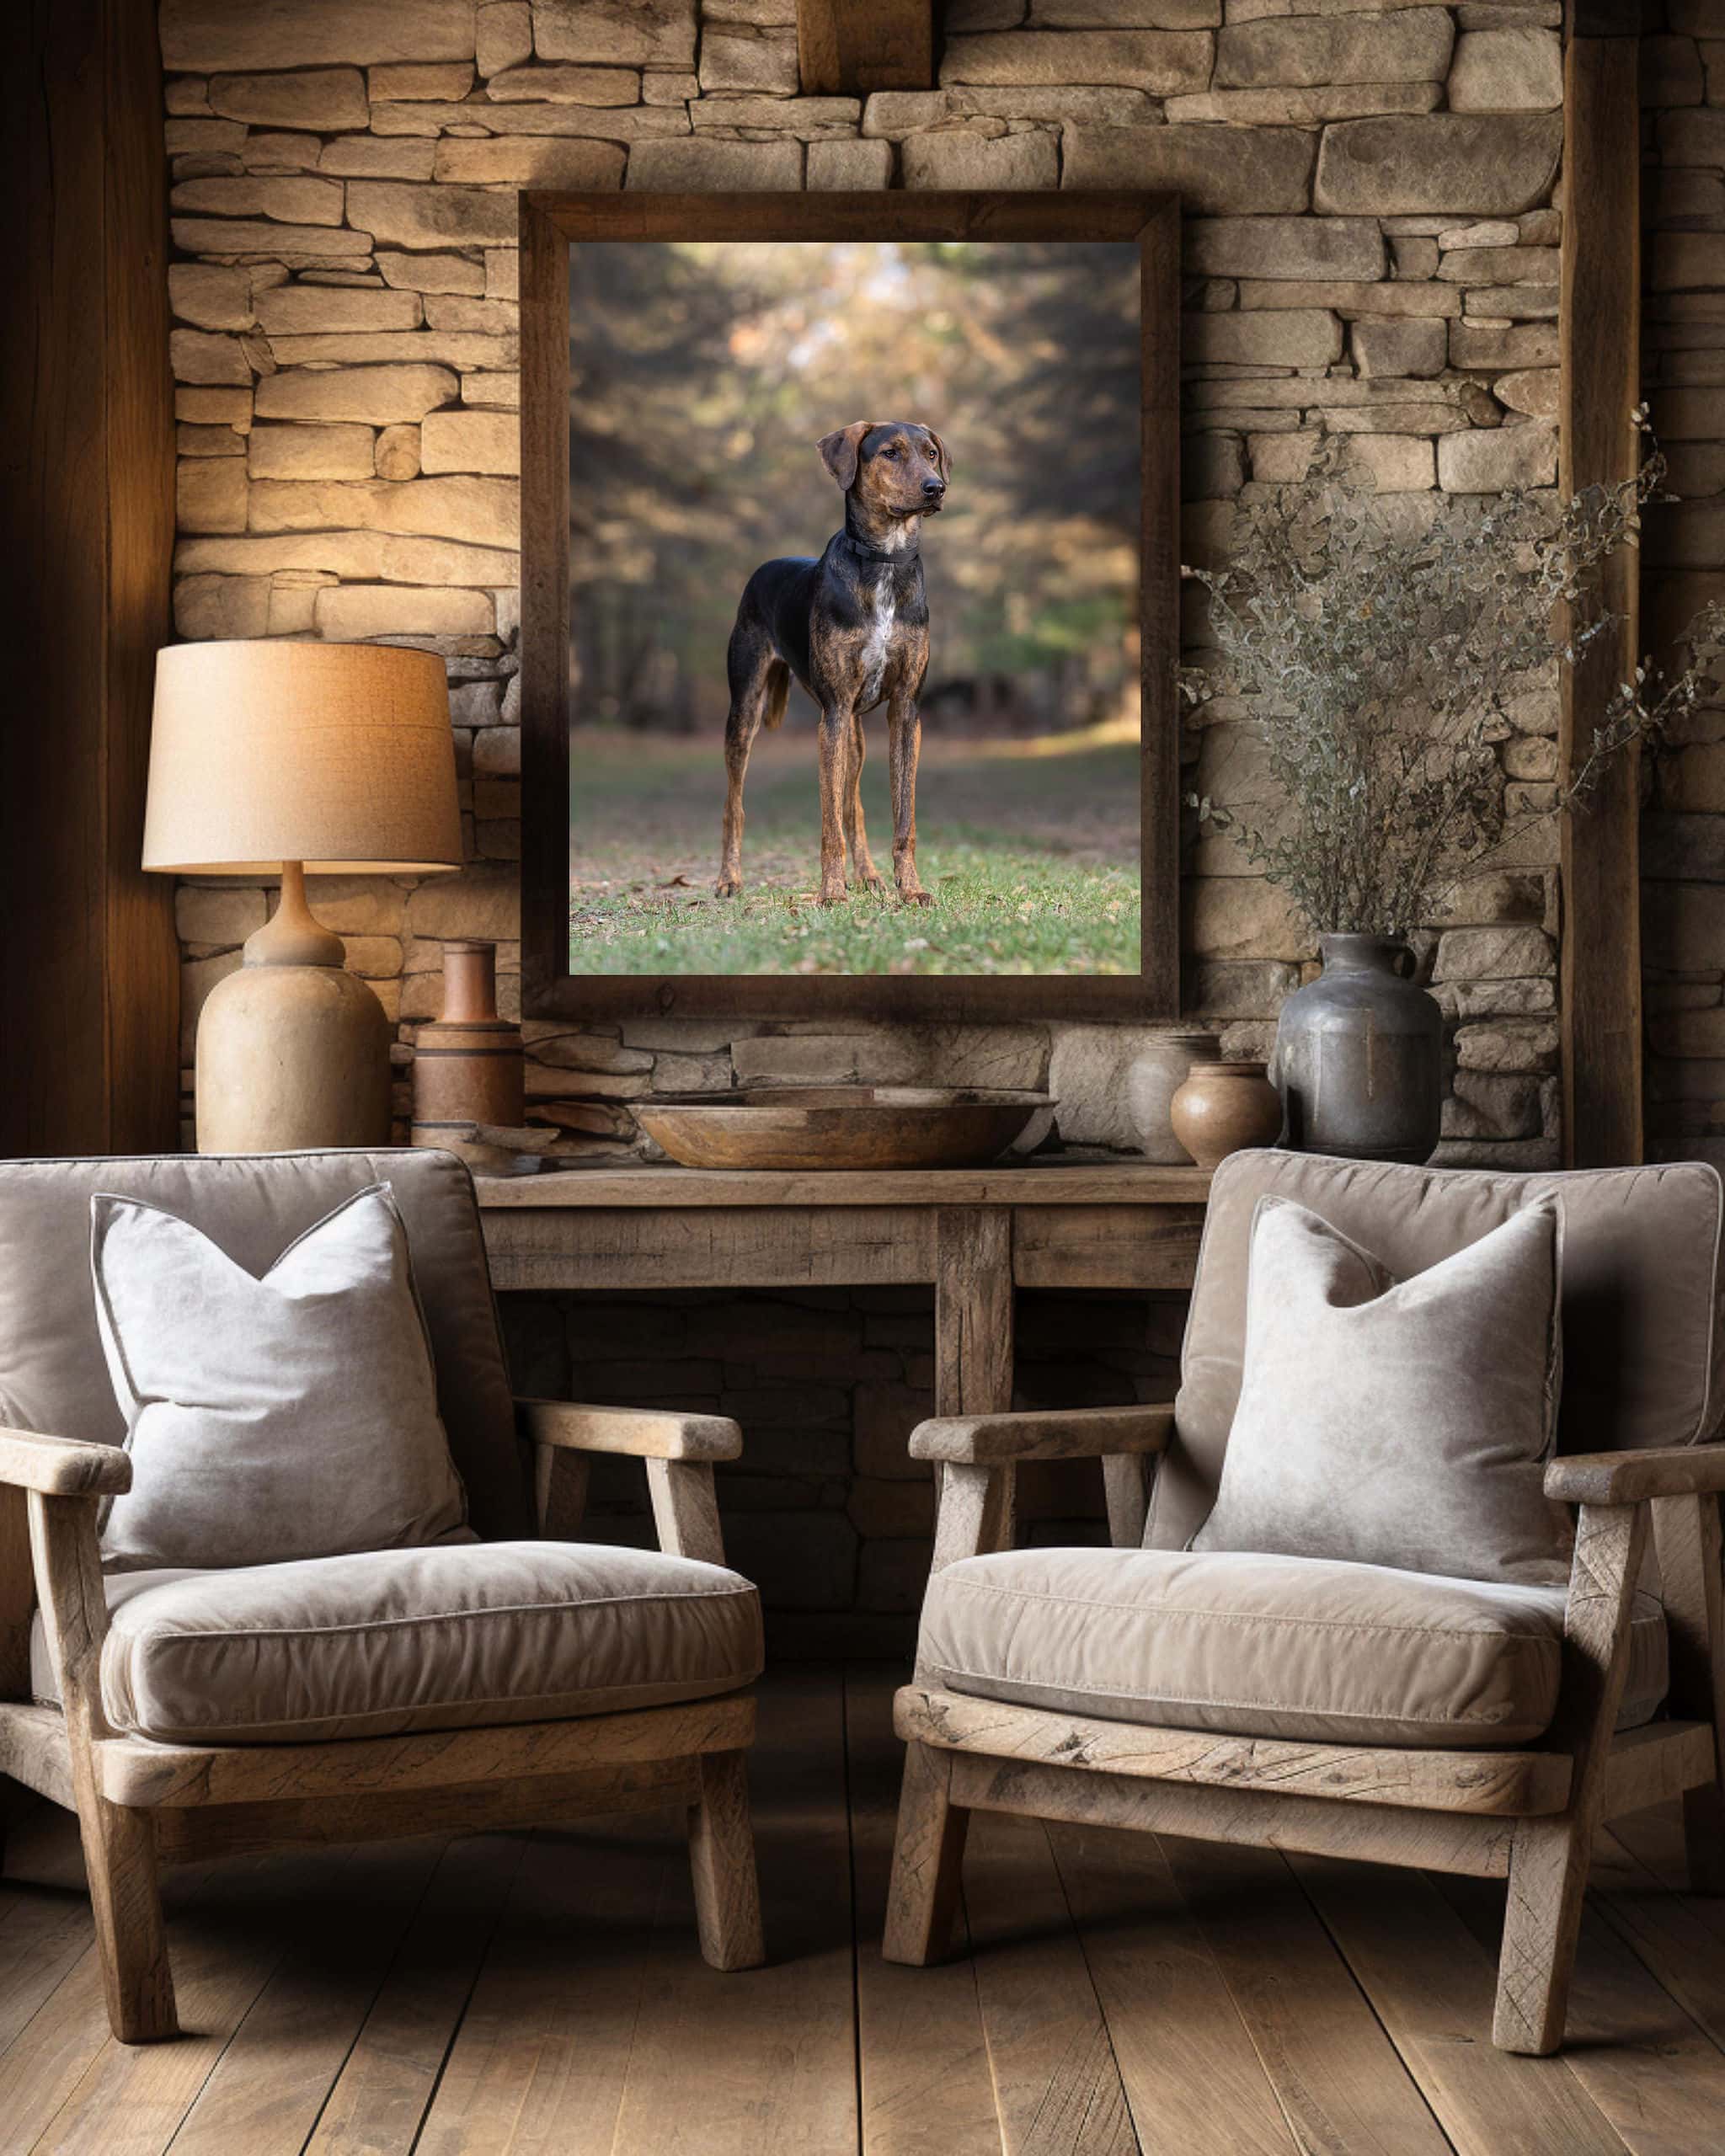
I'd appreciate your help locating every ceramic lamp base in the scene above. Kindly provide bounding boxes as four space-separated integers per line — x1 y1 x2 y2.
195 962 392 1153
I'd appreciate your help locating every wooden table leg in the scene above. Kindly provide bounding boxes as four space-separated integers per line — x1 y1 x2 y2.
933 1208 1015 1555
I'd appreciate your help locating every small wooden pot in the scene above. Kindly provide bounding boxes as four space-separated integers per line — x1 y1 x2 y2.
411 941 524 1148
1168 1059 1283 1170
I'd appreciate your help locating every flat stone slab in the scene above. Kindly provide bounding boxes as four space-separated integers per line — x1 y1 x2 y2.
1216 10 1454 88
1315 114 1562 216
162 0 474 69
1063 122 1316 213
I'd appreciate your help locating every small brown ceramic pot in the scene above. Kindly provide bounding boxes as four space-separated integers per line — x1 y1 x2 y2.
411 941 524 1145
1168 1059 1283 1170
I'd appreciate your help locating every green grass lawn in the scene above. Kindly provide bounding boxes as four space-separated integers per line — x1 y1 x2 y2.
569 721 1140 977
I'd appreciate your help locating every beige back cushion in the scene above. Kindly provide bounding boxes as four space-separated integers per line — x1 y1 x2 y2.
1190 1194 1571 1583
93 1183 470 1572
0 1150 530 1542
1151 1151 1725 1553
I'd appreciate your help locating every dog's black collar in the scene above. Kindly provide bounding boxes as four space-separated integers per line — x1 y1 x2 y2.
844 534 919 567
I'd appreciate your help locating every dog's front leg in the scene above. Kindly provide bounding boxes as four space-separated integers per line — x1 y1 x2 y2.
817 704 853 905
846 713 884 894
888 696 934 906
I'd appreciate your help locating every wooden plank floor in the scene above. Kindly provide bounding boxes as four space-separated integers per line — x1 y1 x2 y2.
2 1668 1723 2155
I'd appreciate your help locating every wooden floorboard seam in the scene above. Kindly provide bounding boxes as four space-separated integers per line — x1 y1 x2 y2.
0 1898 93 2061
964 1907 1015 2156
1290 1854 1628 2156
1039 1822 1151 2156
1151 1833 1458 2156
184 1847 444 2154
1280 1855 1476 2156
1045 1823 1300 2156
301 1830 533 2156
1584 1823 1725 2067
148 2025 253 2156
290 1834 467 2156
1586 1897 1725 2064
11 1945 106 2142
558 1822 669 2156
27 1854 302 2156
960 1811 1139 2156
376 1851 499 2156
591 1825 669 2156
387 1867 522 2156
840 1673 874 2156
34 1844 371 2156
0 1921 96 2060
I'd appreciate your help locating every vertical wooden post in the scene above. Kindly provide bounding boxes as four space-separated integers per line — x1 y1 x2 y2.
29 1491 177 2041
1651 1491 1725 1893
1559 8 1642 1167
1139 197 1183 1019
0 0 178 1156
934 1209 1015 1554
687 1748 766 1973
645 1458 728 1566
531 1444 590 1540
934 1209 1013 1421
1494 1502 1646 2054
881 1739 969 1966
1102 1454 1151 1550
0 1486 33 1874
518 198 573 1017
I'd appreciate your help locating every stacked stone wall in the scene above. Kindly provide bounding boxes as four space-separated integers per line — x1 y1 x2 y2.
158 0 1572 1632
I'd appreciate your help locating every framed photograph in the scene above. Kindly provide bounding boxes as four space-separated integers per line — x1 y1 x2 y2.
521 191 1178 1022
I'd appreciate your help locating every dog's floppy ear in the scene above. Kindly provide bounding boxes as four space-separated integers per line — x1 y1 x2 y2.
818 421 876 492
924 428 951 483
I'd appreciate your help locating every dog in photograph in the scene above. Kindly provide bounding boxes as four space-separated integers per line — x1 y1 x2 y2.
716 419 949 907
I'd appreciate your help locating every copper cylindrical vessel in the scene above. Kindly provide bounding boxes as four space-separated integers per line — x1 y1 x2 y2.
411 941 524 1142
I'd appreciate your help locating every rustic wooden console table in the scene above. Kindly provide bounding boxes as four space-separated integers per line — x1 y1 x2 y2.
475 1160 1213 1438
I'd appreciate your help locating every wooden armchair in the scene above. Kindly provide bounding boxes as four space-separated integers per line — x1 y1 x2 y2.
884 1152 1725 2057
0 1151 764 2044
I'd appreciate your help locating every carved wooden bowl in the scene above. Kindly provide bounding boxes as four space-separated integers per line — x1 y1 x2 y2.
635 1086 1056 1171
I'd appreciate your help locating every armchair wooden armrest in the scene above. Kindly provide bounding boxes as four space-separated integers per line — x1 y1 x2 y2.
909 1405 1175 1465
0 1427 130 1499
917 1407 1176 1574
515 1399 742 1462
515 1400 739 1566
1544 1446 1725 1508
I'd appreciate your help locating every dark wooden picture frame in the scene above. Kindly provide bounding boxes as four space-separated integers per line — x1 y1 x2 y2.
520 190 1179 1022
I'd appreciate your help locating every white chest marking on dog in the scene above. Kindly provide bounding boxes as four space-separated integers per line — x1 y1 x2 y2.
859 580 895 703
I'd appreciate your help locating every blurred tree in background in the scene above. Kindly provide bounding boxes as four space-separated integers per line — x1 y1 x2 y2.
565 239 1140 738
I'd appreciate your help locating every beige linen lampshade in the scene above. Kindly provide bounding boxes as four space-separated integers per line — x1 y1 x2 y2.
144 641 462 875
144 641 463 1153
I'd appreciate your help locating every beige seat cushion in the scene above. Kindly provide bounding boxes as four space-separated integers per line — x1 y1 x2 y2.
32 1542 763 1745
917 1545 1668 1749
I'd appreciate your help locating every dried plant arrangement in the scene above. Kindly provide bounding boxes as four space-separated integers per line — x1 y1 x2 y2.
1184 420 1725 940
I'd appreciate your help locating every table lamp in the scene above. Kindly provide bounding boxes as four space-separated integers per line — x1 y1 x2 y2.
144 641 463 1152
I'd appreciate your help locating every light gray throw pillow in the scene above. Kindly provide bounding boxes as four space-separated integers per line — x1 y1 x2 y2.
92 1182 468 1572
1192 1193 1571 1585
